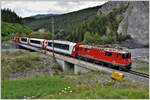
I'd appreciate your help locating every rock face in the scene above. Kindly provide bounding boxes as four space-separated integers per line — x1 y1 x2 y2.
97 1 129 15
98 1 149 48
118 1 149 48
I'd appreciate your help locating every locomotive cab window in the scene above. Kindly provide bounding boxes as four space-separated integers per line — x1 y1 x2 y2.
21 38 27 42
122 53 130 59
30 40 41 44
117 53 130 59
105 52 112 56
85 48 90 53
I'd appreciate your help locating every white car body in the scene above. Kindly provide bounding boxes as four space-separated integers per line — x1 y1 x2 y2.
46 40 76 55
20 37 28 44
29 38 44 48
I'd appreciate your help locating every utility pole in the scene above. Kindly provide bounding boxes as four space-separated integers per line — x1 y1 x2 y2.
52 16 55 58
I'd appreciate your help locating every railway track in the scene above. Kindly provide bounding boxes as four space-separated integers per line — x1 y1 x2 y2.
128 70 149 78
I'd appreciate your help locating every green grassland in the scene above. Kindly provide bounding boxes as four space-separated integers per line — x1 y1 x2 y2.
1 50 149 99
2 21 32 41
1 50 60 80
2 50 41 79
2 75 148 99
2 76 71 99
131 58 149 74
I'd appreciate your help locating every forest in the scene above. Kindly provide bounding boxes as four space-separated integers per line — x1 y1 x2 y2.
2 5 130 45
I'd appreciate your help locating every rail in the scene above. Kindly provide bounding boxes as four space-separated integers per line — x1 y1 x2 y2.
128 70 149 78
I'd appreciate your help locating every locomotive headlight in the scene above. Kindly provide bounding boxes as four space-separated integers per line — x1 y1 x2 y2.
113 60 116 64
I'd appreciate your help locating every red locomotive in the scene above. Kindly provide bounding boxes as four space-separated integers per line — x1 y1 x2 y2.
76 45 131 70
14 37 132 70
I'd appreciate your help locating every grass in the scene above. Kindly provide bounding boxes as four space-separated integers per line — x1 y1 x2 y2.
1 50 59 80
2 75 149 99
2 21 32 41
2 50 40 79
132 58 149 74
2 76 71 99
1 50 149 99
62 85 148 99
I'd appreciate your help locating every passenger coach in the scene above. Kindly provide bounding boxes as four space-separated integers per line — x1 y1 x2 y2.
45 40 77 56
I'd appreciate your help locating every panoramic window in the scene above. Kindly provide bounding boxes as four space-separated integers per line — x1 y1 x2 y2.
30 40 41 44
54 43 69 50
48 42 52 47
21 38 27 42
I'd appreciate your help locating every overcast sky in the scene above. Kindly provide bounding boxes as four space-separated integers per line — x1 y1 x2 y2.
1 0 107 18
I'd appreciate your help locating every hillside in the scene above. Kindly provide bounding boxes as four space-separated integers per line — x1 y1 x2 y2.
1 8 33 41
1 9 22 24
23 1 149 48
23 5 101 40
1 22 32 41
23 6 101 32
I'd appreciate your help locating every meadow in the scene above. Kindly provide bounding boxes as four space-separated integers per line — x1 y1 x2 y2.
2 75 148 99
1 50 149 99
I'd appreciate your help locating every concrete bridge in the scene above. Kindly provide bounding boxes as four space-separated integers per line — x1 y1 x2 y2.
17 43 114 74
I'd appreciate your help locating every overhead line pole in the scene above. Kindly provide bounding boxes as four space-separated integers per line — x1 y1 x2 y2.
52 16 55 58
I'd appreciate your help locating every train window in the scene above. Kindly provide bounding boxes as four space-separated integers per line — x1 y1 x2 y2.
54 43 69 50
117 54 122 58
122 53 130 59
79 47 82 51
105 52 112 56
85 48 90 53
48 42 52 47
21 38 27 42
30 40 41 44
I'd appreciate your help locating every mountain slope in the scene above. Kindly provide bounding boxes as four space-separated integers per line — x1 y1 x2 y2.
23 1 149 48
2 21 32 41
117 1 149 48
23 5 102 33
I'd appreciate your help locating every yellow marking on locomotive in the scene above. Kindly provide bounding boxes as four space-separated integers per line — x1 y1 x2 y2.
111 71 124 81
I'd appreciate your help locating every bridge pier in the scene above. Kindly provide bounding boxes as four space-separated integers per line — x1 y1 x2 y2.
56 59 89 74
74 64 89 74
56 59 74 73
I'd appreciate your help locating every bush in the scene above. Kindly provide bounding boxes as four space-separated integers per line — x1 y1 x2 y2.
28 32 52 39
73 5 128 44
83 32 101 44
1 21 32 41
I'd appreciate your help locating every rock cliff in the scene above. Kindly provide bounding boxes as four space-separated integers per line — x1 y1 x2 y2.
98 1 149 48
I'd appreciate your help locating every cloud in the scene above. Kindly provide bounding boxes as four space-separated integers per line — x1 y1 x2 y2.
1 0 107 18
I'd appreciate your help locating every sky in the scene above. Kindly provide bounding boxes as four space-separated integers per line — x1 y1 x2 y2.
1 0 107 18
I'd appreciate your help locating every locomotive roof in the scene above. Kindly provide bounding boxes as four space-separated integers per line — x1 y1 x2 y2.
80 45 129 54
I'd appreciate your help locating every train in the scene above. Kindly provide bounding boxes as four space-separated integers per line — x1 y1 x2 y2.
14 36 132 70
